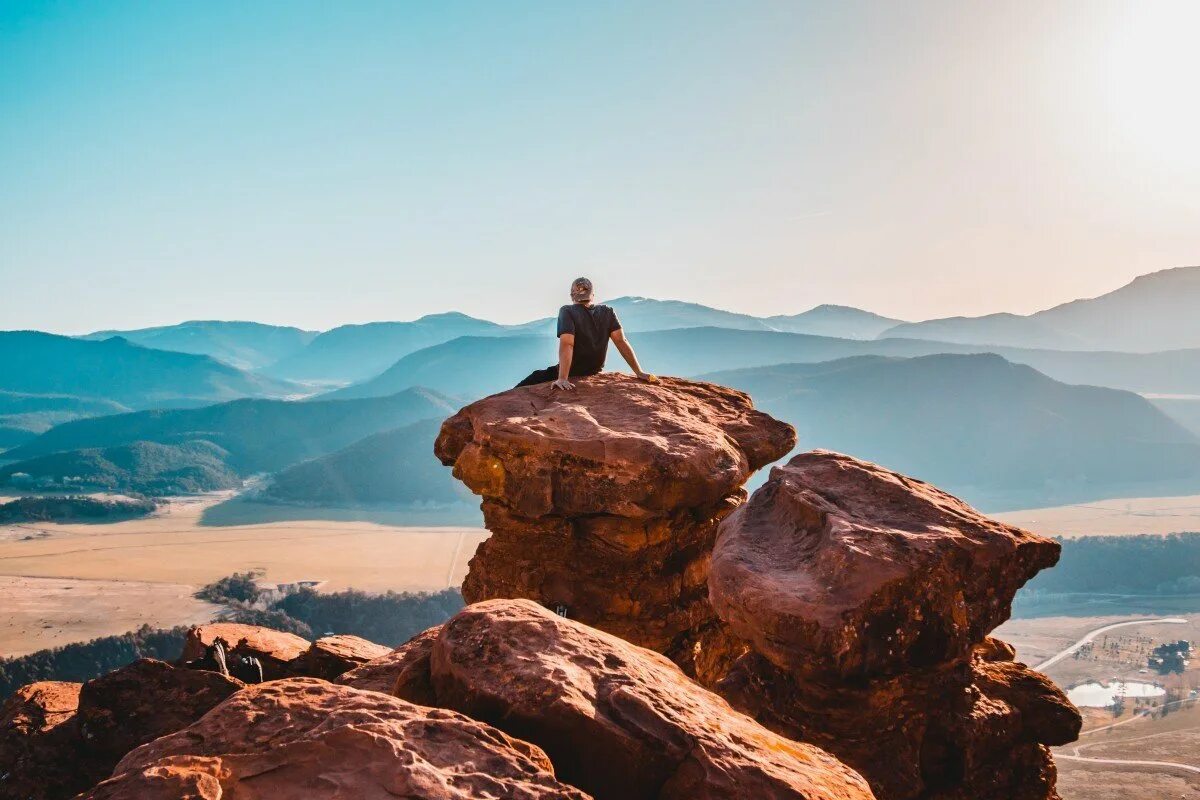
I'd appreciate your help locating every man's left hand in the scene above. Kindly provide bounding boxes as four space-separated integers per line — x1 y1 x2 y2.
636 371 658 383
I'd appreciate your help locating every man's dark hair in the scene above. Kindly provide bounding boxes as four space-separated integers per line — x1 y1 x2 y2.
572 277 592 289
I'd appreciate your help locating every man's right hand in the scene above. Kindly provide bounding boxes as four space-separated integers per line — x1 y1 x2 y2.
552 378 575 391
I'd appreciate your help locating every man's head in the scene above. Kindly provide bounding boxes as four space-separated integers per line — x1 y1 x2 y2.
570 277 594 305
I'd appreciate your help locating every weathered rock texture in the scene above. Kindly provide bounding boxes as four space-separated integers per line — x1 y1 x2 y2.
76 658 244 766
435 374 795 673
179 621 309 679
0 681 96 800
293 634 392 680
710 451 1080 800
336 624 441 703
391 599 875 800
83 678 590 800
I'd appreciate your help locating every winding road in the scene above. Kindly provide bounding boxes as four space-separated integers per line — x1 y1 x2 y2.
1035 616 1198 778
1032 616 1188 672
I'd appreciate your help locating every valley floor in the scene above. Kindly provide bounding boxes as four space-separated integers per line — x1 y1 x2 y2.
0 492 487 657
996 493 1200 538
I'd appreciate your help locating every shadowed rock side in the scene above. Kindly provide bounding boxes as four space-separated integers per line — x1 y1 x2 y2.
435 373 795 675
387 599 875 800
82 679 590 800
710 451 1081 800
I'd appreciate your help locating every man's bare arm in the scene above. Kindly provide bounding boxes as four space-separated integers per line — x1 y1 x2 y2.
611 329 654 381
554 333 575 390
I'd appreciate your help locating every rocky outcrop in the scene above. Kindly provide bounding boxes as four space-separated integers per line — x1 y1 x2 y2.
0 662 243 800
82 678 590 800
390 599 875 800
435 374 795 674
180 622 309 679
709 451 1080 800
0 681 97 800
76 659 244 766
336 625 441 702
293 634 392 680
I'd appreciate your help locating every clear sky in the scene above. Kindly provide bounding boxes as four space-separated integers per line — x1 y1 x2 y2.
3 0 1198 334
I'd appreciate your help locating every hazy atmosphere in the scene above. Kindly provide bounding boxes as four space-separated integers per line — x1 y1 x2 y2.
3 4 1199 800
4 0 1200 332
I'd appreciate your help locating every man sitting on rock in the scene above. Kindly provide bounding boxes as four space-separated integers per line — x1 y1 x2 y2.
516 276 655 390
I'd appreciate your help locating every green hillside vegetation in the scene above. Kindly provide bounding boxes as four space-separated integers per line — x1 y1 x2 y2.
0 331 296 409
0 626 188 696
0 495 156 523
703 353 1200 509
0 441 240 496
261 419 467 507
0 391 130 450
82 321 318 371
7 388 458 475
1021 533 1200 596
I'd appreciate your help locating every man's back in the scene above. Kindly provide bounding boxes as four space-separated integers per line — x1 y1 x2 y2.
557 303 620 376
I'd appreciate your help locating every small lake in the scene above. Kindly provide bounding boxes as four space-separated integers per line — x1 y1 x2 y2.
1067 680 1166 707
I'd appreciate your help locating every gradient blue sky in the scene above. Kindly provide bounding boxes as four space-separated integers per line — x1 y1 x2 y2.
3 1 1199 333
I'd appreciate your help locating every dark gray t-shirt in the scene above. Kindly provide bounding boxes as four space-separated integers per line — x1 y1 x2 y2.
557 303 621 375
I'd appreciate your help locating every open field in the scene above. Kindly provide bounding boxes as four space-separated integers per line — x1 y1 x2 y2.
0 493 487 656
998 614 1200 799
0 575 221 658
996 494 1200 538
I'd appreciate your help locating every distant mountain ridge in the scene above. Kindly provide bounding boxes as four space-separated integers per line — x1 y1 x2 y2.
5 388 457 473
700 353 1200 509
879 265 1200 352
81 321 318 370
0 332 296 409
325 326 1200 401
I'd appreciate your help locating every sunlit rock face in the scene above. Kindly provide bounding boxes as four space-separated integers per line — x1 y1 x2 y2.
390 598 876 800
709 451 1080 800
435 373 795 676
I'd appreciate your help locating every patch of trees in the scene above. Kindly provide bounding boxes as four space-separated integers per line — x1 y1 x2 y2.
0 625 186 697
0 495 156 523
1022 532 1200 595
1149 640 1192 675
197 571 465 647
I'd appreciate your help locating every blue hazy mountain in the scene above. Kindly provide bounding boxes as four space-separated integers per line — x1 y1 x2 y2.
879 265 1200 352
0 392 130 450
81 321 318 371
0 332 296 409
0 440 242 496
5 388 457 474
261 418 469 508
701 353 1200 510
324 326 1200 401
260 313 511 384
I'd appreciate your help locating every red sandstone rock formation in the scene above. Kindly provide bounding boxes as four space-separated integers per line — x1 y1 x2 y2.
709 451 1080 800
0 681 95 799
293 634 392 680
390 599 875 800
336 624 441 702
82 678 590 800
180 622 309 679
435 374 795 671
76 659 244 766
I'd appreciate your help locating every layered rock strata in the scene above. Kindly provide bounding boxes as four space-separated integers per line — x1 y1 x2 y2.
386 599 875 800
709 451 1081 800
435 373 795 673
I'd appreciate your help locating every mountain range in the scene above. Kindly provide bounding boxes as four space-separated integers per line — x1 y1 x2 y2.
879 266 1200 351
81 321 318 371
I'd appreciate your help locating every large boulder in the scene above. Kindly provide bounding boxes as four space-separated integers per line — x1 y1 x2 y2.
404 599 875 800
435 374 794 673
179 622 309 679
708 451 1078 800
82 678 589 800
710 450 1060 679
0 681 97 800
293 634 392 681
76 659 244 766
336 625 441 703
